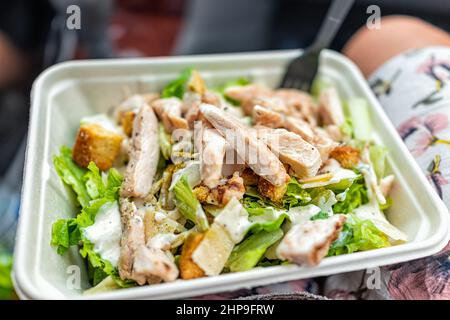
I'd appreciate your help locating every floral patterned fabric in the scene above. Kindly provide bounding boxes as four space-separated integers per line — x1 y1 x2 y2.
195 46 450 300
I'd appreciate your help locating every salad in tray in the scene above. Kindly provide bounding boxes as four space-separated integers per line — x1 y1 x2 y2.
50 68 407 293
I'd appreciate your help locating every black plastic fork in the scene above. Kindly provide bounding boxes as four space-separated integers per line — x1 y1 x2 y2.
279 0 355 91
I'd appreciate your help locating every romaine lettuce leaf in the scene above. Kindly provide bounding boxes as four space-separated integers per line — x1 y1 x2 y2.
344 98 372 141
369 145 387 179
158 122 172 160
310 188 337 215
172 174 209 231
53 146 90 208
282 178 312 209
51 157 126 287
226 229 284 272
328 213 390 256
0 248 15 300
161 67 193 99
215 77 250 105
332 177 368 214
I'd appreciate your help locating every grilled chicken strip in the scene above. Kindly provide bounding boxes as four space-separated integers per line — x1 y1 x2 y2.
152 97 188 132
196 127 227 189
224 84 273 115
274 89 317 125
121 103 160 198
318 88 345 126
277 214 346 266
255 127 322 179
200 103 289 186
118 198 145 281
132 246 179 284
253 105 285 129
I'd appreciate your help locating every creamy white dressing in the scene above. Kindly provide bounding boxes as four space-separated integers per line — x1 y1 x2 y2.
83 202 122 267
148 233 178 250
169 161 201 190
353 202 407 242
286 204 322 225
214 198 252 243
301 168 358 189
80 114 121 134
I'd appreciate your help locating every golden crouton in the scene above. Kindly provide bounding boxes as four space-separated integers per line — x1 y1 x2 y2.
188 70 206 95
241 168 259 186
119 111 135 137
180 232 205 280
258 177 288 203
193 173 245 207
72 124 123 171
329 145 360 169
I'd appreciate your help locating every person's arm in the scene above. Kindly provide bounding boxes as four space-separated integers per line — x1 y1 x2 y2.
343 15 450 78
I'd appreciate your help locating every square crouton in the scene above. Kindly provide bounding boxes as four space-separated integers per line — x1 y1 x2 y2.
119 111 135 137
72 123 123 171
179 232 205 280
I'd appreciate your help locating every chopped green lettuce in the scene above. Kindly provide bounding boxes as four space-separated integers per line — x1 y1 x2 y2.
161 67 193 99
53 146 90 208
369 145 387 179
311 76 334 97
328 214 390 256
214 77 250 105
333 178 368 214
310 211 329 221
0 248 15 300
310 188 337 215
172 174 209 231
282 178 312 209
226 229 284 272
51 154 127 287
344 98 372 141
158 123 172 160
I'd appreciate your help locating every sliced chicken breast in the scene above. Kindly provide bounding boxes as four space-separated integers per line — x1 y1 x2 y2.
277 214 346 266
118 198 145 281
196 127 227 189
121 103 160 198
255 127 322 178
132 246 179 284
318 88 345 126
152 97 188 132
224 84 273 115
253 105 285 129
200 103 289 186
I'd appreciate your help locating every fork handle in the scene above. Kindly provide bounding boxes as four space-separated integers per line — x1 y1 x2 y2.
308 0 355 52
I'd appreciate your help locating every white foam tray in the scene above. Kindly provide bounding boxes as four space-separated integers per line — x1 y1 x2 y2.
13 50 450 299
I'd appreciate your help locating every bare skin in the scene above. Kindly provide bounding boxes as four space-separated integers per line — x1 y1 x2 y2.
343 15 450 78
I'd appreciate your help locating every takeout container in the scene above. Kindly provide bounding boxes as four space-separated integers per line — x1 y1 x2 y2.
13 50 450 299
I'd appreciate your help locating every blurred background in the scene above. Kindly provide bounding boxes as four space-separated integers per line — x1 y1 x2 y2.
0 0 449 299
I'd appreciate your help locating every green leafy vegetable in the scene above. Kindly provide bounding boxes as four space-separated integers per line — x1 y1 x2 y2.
310 211 329 221
158 123 172 160
328 214 390 256
369 145 387 179
282 178 312 209
51 156 126 287
311 76 334 97
172 174 209 231
161 67 193 99
0 248 15 300
333 178 368 214
227 229 284 272
310 188 337 214
339 118 354 139
215 77 250 105
53 146 90 208
344 98 372 141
